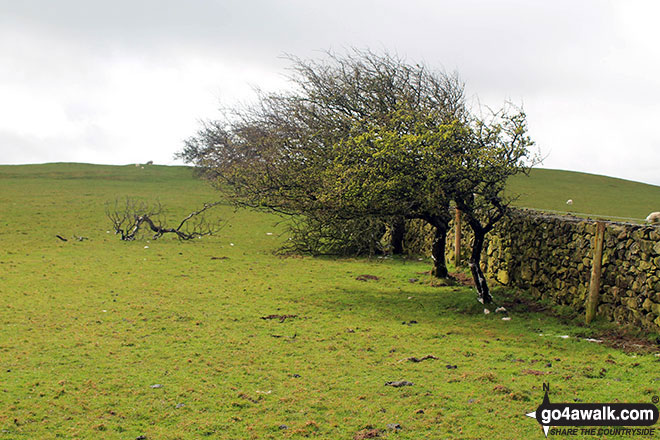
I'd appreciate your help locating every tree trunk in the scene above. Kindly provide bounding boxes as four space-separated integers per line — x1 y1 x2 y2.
390 217 405 255
431 223 449 278
469 228 492 303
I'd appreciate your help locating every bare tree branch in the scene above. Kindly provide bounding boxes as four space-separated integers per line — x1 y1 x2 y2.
105 198 223 241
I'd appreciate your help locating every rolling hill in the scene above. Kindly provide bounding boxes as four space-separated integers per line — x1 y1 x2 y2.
1 162 658 439
3 163 657 222
508 168 660 222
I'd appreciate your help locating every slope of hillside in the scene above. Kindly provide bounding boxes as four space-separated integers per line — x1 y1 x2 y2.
507 168 660 222
1 162 658 439
2 163 659 222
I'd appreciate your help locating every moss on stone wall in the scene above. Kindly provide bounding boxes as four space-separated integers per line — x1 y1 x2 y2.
411 208 660 331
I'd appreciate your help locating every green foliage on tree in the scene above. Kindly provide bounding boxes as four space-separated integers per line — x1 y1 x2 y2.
324 107 472 277
179 50 466 276
453 105 537 302
179 50 537 302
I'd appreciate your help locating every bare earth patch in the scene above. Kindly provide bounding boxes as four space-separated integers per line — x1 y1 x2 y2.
354 428 382 439
591 328 659 354
356 274 380 281
448 271 474 287
260 314 298 323
499 291 659 354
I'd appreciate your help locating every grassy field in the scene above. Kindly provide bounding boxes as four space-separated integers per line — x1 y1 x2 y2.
508 168 660 222
1 163 659 440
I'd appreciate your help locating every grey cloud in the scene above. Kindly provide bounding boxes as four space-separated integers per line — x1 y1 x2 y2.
0 0 658 184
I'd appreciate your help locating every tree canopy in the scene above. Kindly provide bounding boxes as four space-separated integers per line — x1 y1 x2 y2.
179 49 536 302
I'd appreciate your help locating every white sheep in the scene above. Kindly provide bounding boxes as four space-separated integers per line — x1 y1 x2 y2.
646 212 660 223
566 199 573 205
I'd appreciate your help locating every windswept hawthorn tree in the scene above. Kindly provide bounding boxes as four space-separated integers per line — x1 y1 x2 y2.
324 106 471 277
452 105 537 303
180 50 537 297
179 50 466 277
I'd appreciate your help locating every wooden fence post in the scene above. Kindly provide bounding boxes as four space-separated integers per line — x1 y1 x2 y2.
586 221 606 324
454 209 462 267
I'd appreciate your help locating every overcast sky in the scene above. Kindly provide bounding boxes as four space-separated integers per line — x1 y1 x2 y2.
1 0 659 185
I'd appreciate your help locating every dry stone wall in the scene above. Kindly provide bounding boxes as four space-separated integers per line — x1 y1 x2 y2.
441 209 660 331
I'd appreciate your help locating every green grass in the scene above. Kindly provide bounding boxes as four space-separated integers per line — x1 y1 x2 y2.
508 168 660 221
0 163 659 439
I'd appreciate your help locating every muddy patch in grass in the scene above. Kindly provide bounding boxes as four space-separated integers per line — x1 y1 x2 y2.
521 369 550 376
497 295 548 313
356 274 380 281
499 290 659 354
354 428 382 439
260 314 298 323
588 328 659 354
449 272 475 287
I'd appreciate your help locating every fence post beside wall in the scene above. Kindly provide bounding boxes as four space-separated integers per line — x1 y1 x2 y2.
585 221 606 324
454 209 462 268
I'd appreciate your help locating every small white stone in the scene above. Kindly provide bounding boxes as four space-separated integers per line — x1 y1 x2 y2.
266 232 273 236
144 246 149 249
230 243 234 246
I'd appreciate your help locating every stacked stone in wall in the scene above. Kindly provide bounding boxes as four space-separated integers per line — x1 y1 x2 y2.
598 225 660 330
480 211 594 310
440 209 660 331
402 219 434 256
